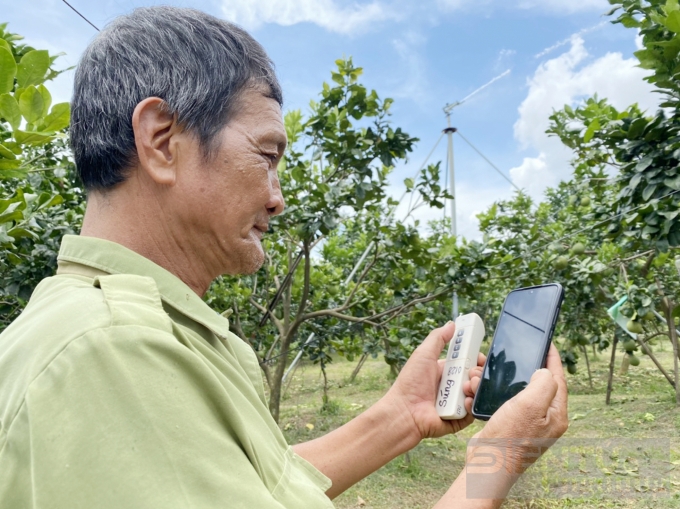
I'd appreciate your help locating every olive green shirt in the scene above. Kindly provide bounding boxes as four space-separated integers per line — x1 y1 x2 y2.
0 235 333 508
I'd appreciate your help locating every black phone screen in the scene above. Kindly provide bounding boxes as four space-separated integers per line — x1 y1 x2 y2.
473 284 562 418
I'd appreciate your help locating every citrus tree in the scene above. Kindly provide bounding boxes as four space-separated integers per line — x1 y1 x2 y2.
0 24 84 330
544 0 680 403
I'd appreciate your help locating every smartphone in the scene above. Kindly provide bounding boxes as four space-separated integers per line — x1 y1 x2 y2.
472 283 564 421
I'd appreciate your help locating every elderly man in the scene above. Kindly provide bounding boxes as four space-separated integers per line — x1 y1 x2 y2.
0 6 567 508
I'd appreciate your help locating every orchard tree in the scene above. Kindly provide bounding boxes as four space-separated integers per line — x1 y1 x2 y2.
545 0 680 403
0 24 84 330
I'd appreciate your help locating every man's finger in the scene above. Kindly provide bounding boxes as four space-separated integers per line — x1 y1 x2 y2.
467 374 481 396
477 352 487 367
512 368 558 416
416 321 455 358
544 343 568 412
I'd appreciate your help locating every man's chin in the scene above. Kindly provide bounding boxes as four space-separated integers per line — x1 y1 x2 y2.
223 248 265 276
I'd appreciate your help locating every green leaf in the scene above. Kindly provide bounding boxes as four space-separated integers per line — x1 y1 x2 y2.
0 158 20 170
584 118 600 143
0 143 16 160
18 85 44 124
41 102 70 132
404 178 414 191
0 207 23 223
0 47 17 94
7 227 38 240
16 50 50 88
37 193 63 210
0 39 11 53
664 175 680 190
14 129 53 146
642 184 656 201
667 10 680 32
0 93 20 129
37 84 51 117
627 117 647 138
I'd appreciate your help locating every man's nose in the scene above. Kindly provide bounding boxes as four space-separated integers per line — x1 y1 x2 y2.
266 176 285 216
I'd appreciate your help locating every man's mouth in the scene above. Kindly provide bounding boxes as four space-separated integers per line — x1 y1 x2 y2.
253 224 268 238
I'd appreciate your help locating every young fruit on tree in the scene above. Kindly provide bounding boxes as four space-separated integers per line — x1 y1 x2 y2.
622 339 637 353
626 320 644 335
643 310 656 321
628 354 640 367
554 256 569 270
571 242 586 255
567 363 577 375
577 335 589 346
581 196 591 207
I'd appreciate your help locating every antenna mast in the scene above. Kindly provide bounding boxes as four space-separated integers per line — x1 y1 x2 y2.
443 69 510 319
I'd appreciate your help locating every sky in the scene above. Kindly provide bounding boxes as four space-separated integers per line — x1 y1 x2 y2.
4 0 662 240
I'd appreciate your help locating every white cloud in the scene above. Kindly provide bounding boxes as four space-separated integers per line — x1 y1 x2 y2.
437 0 606 13
517 0 608 13
510 36 659 199
220 0 398 35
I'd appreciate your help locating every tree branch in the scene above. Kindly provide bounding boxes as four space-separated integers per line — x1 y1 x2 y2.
289 240 312 337
250 296 285 337
229 302 272 389
369 286 453 323
257 250 303 327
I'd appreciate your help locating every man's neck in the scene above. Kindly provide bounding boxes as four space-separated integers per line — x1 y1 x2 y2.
80 186 215 296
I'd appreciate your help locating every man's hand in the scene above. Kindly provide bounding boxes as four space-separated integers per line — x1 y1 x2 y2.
466 343 568 489
383 321 486 449
434 343 568 508
293 321 486 499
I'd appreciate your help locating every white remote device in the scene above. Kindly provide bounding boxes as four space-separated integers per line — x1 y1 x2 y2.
436 313 485 420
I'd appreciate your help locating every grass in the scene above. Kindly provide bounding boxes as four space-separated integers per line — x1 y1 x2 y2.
278 345 680 508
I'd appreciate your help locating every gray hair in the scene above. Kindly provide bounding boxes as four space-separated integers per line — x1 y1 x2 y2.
70 6 283 190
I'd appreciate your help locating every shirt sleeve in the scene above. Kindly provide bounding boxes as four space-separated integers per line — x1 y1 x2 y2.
16 325 300 509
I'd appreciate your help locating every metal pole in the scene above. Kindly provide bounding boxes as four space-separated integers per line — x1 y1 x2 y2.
282 333 315 383
445 114 459 319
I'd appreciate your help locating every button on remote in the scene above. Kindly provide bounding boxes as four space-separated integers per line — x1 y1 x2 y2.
457 330 464 337
455 337 462 344
452 352 459 359
454 344 461 352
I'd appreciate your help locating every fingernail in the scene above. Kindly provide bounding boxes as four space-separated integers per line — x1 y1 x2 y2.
447 320 454 326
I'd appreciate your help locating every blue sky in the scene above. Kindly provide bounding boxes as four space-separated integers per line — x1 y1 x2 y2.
5 0 660 239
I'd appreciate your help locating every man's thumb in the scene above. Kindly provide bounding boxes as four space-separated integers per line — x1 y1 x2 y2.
514 369 558 414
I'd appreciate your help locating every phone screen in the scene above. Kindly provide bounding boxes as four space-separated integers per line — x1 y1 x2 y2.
473 284 562 418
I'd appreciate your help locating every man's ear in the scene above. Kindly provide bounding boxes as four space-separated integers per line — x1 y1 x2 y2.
131 97 180 186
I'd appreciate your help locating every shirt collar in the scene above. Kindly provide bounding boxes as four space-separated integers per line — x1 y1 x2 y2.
56 234 231 338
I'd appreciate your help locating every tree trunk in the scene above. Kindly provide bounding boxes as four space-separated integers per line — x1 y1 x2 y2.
619 353 630 376
664 298 680 406
321 362 330 409
581 345 593 389
606 334 618 405
268 333 294 423
349 352 368 383
636 336 676 389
